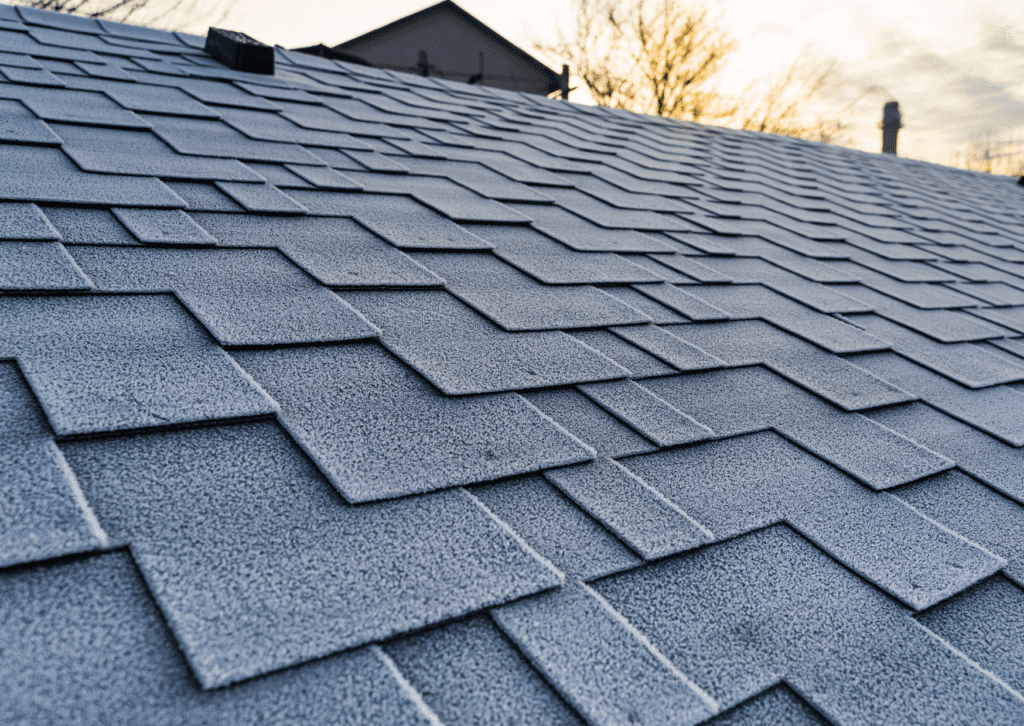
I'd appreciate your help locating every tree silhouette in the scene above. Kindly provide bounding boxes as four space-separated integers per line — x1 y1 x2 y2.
16 0 237 32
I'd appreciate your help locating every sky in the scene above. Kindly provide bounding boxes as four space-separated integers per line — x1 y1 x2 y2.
173 0 1024 168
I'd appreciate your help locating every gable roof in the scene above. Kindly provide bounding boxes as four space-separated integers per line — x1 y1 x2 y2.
3 5 1024 724
332 1 562 94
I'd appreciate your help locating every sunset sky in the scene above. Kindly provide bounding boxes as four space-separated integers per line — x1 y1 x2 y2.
180 0 1024 168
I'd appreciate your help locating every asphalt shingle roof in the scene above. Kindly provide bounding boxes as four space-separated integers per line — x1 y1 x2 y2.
3 7 1024 723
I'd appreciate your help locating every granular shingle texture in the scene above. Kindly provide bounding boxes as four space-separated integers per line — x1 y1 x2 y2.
4 10 1024 724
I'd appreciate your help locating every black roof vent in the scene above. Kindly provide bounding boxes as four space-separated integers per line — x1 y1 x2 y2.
206 27 274 75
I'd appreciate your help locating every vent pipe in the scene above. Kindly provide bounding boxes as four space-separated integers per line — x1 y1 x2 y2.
206 28 274 75
881 101 902 154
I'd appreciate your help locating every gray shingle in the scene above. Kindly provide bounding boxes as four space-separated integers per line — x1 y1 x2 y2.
523 388 658 458
568 329 678 378
895 470 1024 586
915 575 1024 695
0 551 439 724
41 206 138 244
6 87 149 128
620 431 1000 609
706 684 831 726
545 458 712 559
413 252 650 331
345 171 532 223
687 284 889 354
470 475 641 579
852 351 1024 445
193 213 441 287
0 98 62 144
609 324 726 371
69 246 379 346
234 344 594 502
602 286 689 323
870 402 1024 503
283 163 361 190
342 290 627 395
840 285 1003 343
398 157 554 202
0 64 64 86
578 378 714 446
214 182 309 213
54 123 263 182
103 83 220 117
697 256 872 314
643 367 952 489
289 190 493 249
492 581 716 726
62 421 561 689
28 26 159 58
385 614 585 726
145 114 327 164
826 259 982 309
163 181 245 212
0 27 103 64
0 241 93 290
217 106 373 150
471 224 663 284
632 283 732 320
0 361 106 568
110 208 216 246
666 319 913 411
593 525 1024 723
0 144 185 207
0 294 276 436
647 253 732 282
511 203 676 252
0 202 59 239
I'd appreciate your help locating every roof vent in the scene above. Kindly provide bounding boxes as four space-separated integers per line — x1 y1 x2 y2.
206 27 275 75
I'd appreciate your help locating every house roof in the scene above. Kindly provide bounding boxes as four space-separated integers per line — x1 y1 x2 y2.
2 5 1024 724
332 0 562 93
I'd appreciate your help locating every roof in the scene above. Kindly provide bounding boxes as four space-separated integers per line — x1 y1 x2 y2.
2 5 1024 724
332 1 562 94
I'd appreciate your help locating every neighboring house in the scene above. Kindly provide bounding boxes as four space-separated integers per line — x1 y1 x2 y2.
4 5 1024 725
329 0 568 97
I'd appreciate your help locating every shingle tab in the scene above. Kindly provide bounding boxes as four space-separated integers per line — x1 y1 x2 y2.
7 87 150 128
869 402 1024 502
523 388 658 458
895 470 1024 586
215 181 309 213
194 213 441 287
218 106 373 150
0 361 106 568
289 190 493 249
688 284 889 353
632 283 732 320
63 421 561 688
492 582 716 726
470 474 641 579
41 205 138 244
643 366 952 489
146 114 327 164
69 246 379 346
234 344 594 502
343 290 627 394
846 313 1024 387
0 144 185 207
413 252 651 331
54 123 264 182
667 319 913 411
568 329 678 378
0 241 93 290
610 324 726 371
0 552 438 724
593 525 1024 723
545 458 712 559
511 203 675 252
471 224 663 284
840 284 1003 342
385 614 585 726
111 208 217 246
0 294 276 436
621 431 1000 609
578 378 714 446
0 98 62 144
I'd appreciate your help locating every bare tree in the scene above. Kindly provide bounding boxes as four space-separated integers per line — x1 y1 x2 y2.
543 0 736 121
545 0 849 142
16 0 237 32
953 131 1024 176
